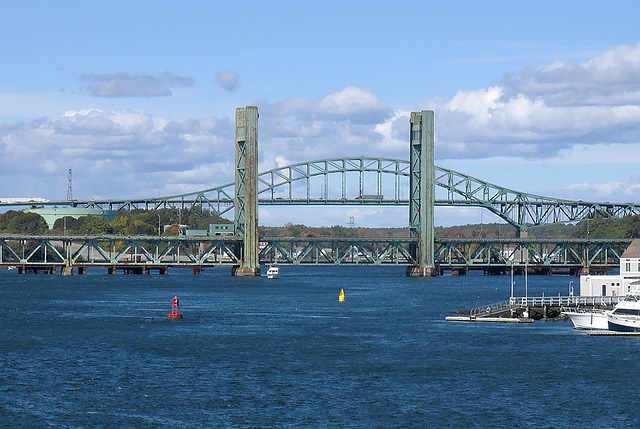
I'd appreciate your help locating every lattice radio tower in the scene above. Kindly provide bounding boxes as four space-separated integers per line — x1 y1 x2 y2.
67 168 73 201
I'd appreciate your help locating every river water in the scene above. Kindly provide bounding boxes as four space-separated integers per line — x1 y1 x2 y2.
1 266 639 427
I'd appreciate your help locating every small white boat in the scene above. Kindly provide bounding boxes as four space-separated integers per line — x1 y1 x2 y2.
266 265 280 279
563 308 609 330
607 289 640 332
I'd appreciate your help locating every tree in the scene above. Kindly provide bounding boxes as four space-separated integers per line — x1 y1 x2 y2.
82 215 113 235
52 216 85 233
6 212 48 234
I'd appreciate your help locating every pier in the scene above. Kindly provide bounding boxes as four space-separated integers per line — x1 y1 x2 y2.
447 295 621 322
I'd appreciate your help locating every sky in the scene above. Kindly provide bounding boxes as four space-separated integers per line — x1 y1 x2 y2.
1 0 640 228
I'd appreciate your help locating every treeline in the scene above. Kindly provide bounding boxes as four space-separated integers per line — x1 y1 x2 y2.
0 211 48 235
259 222 409 239
260 216 640 239
1 209 639 238
0 208 231 236
435 222 578 239
571 214 640 239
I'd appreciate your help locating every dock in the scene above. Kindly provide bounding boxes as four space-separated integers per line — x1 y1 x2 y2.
445 316 533 323
587 331 640 336
447 295 621 323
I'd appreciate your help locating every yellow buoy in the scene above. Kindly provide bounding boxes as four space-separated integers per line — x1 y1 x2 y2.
338 288 345 303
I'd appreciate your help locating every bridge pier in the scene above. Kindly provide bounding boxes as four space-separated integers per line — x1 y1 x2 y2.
407 110 436 277
232 106 261 277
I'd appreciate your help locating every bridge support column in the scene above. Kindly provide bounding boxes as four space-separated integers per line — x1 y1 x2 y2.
232 106 261 277
406 110 437 277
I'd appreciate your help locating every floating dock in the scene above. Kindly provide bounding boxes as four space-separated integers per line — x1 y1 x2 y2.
445 316 533 323
587 331 640 336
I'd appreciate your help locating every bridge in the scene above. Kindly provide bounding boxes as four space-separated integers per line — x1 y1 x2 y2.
0 234 629 276
9 158 640 232
2 107 639 276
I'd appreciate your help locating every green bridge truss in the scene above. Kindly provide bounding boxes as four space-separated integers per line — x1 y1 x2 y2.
4 157 640 230
0 235 630 273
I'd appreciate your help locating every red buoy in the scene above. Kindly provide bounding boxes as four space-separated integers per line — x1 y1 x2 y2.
168 296 183 319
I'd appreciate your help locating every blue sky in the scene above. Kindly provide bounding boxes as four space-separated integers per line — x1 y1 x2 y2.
1 1 640 228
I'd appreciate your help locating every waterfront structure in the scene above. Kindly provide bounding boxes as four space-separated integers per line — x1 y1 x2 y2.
579 239 640 297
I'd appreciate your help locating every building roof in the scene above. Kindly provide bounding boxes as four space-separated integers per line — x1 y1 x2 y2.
622 239 640 258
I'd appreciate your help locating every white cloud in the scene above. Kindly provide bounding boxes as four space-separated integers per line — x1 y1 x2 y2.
0 109 235 200
372 109 410 154
500 42 640 106
215 70 239 92
564 182 640 202
78 72 194 97
419 42 640 160
264 86 389 123
317 86 387 119
256 86 392 166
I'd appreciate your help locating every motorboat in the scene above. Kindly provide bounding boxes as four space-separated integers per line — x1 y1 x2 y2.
562 308 609 330
266 265 280 279
607 290 640 332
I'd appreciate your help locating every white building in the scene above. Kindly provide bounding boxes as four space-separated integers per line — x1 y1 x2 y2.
580 239 640 297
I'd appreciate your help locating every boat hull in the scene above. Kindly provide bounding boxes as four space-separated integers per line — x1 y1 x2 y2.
607 315 640 332
563 310 609 330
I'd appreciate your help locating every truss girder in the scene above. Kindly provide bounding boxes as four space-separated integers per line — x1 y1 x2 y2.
433 238 629 268
0 235 630 269
4 157 640 229
0 235 243 267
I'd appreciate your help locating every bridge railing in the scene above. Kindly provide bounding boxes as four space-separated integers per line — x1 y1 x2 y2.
511 295 622 308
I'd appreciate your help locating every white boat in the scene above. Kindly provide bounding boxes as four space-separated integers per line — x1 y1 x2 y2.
563 308 609 330
607 287 640 332
266 265 280 279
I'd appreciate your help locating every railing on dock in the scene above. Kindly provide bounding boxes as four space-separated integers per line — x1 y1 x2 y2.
470 295 622 317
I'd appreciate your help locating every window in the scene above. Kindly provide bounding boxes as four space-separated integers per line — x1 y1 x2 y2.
615 309 640 316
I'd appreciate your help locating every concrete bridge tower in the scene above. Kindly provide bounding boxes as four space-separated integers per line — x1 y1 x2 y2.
232 106 261 276
406 110 436 276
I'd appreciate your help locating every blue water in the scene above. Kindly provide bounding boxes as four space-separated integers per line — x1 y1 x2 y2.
2 266 639 428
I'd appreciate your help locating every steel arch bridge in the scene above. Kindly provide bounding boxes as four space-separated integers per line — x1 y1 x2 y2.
7 157 640 230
